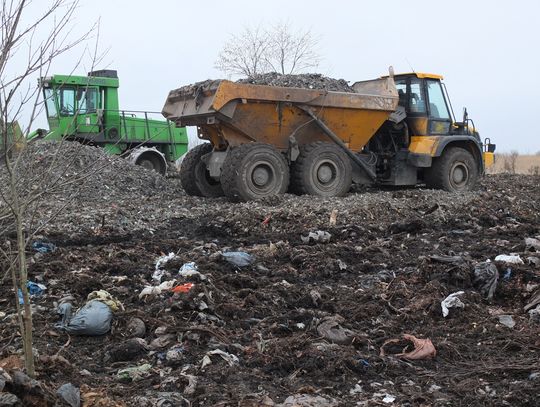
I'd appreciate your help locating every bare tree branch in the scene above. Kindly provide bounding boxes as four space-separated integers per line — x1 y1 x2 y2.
215 22 321 78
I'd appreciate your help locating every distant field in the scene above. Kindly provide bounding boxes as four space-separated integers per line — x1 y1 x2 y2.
487 153 540 175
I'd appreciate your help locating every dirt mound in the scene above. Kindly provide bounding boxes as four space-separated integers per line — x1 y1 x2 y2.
238 72 355 92
0 173 539 406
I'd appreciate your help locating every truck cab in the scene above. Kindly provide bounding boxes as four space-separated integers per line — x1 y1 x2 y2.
36 70 188 174
366 72 495 191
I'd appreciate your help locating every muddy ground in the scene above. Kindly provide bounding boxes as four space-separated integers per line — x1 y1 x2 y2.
0 145 539 406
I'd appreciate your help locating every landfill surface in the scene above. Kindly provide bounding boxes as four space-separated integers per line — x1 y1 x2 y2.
0 142 539 406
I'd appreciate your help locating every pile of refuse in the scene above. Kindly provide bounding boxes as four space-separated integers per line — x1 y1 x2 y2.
0 141 171 203
238 72 355 92
0 173 539 405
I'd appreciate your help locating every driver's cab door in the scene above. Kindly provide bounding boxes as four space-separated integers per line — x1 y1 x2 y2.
395 76 452 137
75 87 100 134
425 79 452 136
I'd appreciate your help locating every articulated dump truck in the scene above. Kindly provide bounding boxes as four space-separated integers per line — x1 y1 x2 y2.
162 68 495 202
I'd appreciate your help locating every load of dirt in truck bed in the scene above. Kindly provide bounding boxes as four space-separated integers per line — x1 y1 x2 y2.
238 72 355 92
0 142 539 406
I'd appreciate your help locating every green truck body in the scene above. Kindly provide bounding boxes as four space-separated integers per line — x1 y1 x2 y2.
34 70 188 174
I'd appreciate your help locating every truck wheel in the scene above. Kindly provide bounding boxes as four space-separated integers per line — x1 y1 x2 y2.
290 142 352 197
221 143 289 202
425 147 478 192
130 148 167 175
180 143 223 197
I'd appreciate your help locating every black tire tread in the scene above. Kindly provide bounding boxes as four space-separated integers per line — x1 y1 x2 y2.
180 143 222 197
221 143 289 202
425 147 478 192
290 141 352 196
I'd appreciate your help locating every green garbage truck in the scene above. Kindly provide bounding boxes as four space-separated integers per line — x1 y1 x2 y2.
31 70 188 174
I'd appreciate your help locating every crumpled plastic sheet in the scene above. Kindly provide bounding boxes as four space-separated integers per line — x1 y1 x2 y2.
381 334 437 360
222 251 254 267
473 261 499 299
441 291 465 317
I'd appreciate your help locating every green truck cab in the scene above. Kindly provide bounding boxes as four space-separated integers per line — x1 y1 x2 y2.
35 70 188 174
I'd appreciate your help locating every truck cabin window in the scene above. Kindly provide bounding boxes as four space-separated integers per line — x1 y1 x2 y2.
409 79 426 113
77 88 98 114
43 88 58 118
59 88 75 116
426 80 450 120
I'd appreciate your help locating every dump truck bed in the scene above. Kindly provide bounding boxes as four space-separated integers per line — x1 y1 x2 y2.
162 77 399 152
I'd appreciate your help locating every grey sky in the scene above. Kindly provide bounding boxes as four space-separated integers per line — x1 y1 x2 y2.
27 0 540 153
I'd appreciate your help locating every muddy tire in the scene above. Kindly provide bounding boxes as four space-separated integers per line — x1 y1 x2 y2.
290 142 352 197
220 143 289 202
425 147 478 192
180 143 223 197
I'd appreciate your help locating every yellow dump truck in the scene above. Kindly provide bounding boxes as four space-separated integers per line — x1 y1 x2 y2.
162 69 495 201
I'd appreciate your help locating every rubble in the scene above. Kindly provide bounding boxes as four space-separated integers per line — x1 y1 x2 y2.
0 142 539 405
237 72 354 92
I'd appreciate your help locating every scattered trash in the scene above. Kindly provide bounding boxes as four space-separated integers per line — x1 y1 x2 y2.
473 261 499 299
153 252 175 282
441 291 465 317
524 288 540 312
529 306 540 324
87 290 124 312
316 315 355 345
494 254 524 264
382 394 396 404
32 240 56 253
381 334 436 360
503 268 512 280
126 317 146 338
201 349 239 368
337 259 348 271
525 237 540 252
329 209 338 226
149 334 176 350
165 345 185 362
17 281 46 304
529 372 540 381
171 283 194 293
178 262 204 278
139 280 176 299
301 230 331 244
117 364 152 382
498 315 516 328
105 338 148 362
56 383 80 407
281 394 338 407
222 251 255 267
58 300 113 336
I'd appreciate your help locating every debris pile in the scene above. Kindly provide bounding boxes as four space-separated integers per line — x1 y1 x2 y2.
238 72 355 92
0 144 539 406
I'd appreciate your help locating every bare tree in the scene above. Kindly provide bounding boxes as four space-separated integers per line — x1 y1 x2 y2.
0 0 97 377
215 22 321 78
214 26 271 77
265 22 321 75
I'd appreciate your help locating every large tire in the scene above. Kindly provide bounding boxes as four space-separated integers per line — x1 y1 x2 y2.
180 143 223 197
290 142 352 197
425 147 478 192
221 143 289 202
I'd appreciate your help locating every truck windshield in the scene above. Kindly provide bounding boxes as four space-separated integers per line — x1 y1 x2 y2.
43 88 58 118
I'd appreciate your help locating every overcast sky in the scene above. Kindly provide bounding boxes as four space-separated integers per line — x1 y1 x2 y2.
22 0 540 153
